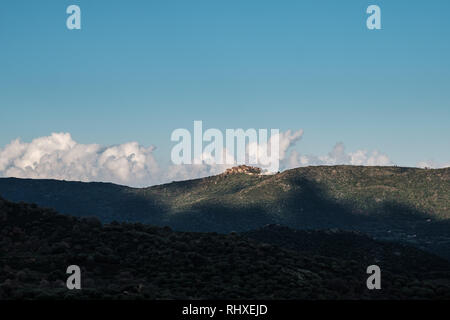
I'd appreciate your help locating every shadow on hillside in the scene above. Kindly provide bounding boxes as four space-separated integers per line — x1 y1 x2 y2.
168 176 450 260
0 178 170 225
280 176 436 228
1 176 449 260
166 176 438 231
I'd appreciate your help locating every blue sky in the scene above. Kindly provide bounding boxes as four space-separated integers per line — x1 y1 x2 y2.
1 0 449 169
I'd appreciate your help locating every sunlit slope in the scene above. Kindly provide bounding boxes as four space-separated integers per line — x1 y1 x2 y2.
139 166 450 220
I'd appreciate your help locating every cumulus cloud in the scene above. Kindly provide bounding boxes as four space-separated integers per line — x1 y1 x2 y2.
245 129 304 173
275 129 304 161
0 130 305 186
168 129 305 179
284 142 393 169
416 160 450 169
0 133 160 187
0 131 408 187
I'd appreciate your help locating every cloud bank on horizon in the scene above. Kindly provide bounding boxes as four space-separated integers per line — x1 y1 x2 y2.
0 132 447 187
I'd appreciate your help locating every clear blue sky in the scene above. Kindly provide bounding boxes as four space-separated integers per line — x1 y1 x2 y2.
1 0 449 166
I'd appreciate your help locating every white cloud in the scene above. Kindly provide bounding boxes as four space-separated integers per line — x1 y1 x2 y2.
4 131 435 187
0 130 305 186
276 129 305 161
416 160 450 169
284 142 393 169
0 133 161 187
170 129 305 177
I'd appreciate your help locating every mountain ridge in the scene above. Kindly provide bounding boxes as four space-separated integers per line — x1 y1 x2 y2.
0 165 449 259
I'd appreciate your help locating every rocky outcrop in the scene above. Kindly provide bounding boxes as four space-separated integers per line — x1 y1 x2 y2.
223 165 262 176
